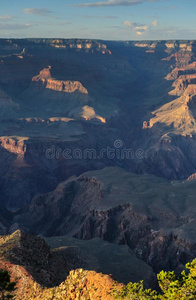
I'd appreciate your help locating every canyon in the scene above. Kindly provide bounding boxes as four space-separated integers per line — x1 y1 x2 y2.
0 38 196 290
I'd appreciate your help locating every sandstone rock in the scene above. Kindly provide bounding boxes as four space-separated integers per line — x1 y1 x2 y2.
32 66 88 94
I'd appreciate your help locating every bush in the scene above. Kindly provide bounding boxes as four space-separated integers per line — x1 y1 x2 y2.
0 269 16 300
113 259 196 300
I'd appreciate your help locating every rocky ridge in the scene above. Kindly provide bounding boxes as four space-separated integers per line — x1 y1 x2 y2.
0 230 155 299
139 42 196 179
12 167 196 274
0 230 85 288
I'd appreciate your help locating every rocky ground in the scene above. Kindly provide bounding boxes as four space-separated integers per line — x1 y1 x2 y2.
0 39 196 287
0 230 149 299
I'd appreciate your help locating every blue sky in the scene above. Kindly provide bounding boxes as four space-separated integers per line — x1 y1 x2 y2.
0 0 196 40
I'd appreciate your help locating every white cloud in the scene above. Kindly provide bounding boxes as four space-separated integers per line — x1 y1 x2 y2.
73 0 158 7
152 20 158 26
124 21 143 27
136 31 144 35
134 25 148 35
23 8 52 16
124 20 148 35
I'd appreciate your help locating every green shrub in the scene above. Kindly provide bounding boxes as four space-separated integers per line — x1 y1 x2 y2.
113 259 196 300
0 269 16 300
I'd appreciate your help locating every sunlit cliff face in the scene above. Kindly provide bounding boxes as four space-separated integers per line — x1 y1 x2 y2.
32 66 88 94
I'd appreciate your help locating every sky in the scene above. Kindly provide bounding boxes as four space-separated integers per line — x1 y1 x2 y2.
0 0 196 40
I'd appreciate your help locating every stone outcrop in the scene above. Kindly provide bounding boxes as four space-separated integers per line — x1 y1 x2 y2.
185 84 196 95
141 46 196 179
0 230 84 289
70 105 106 123
142 91 196 138
162 51 193 67
169 74 196 96
45 79 88 94
52 269 118 300
166 62 196 80
32 66 88 94
0 137 27 156
187 173 196 181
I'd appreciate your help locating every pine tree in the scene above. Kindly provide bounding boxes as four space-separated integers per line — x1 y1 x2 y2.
0 269 16 300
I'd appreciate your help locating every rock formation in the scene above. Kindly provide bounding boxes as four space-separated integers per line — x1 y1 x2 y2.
32 66 88 94
1 39 196 284
0 230 155 299
13 167 196 274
